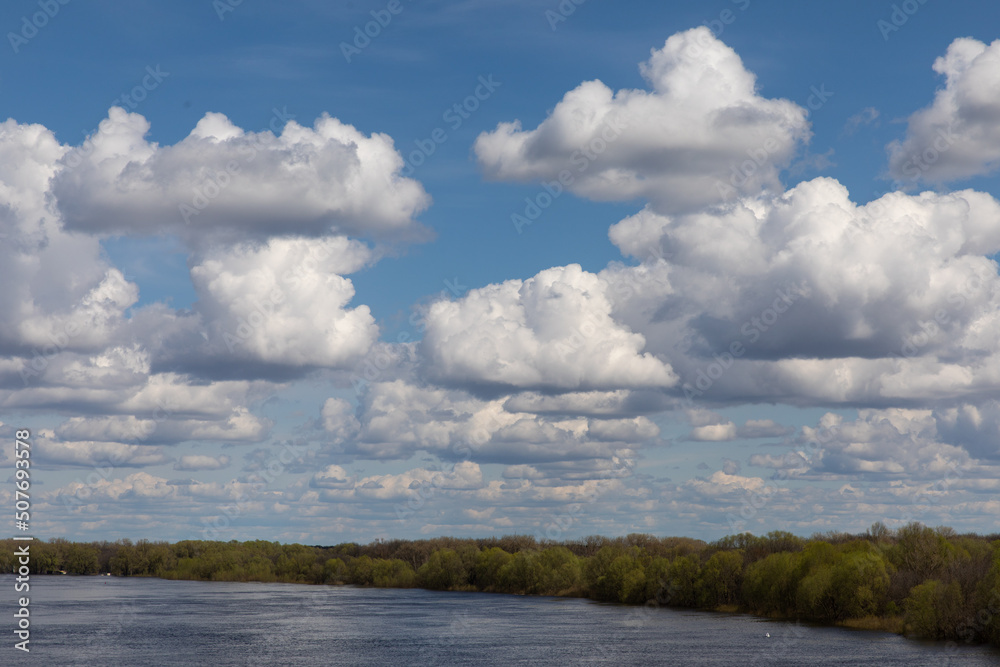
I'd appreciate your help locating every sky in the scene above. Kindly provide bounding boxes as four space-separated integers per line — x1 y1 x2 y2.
2 0 1000 545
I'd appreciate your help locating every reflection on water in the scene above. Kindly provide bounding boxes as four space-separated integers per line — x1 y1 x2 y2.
5 575 1000 666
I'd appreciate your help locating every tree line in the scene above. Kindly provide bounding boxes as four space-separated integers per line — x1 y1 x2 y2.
2 522 998 647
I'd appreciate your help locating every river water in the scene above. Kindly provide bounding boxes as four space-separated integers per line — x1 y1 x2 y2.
5 575 999 665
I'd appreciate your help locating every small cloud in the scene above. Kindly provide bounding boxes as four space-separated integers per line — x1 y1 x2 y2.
684 408 727 428
736 419 794 439
687 418 793 442
841 107 879 137
502 464 544 480
174 454 231 471
688 422 737 441
788 148 836 177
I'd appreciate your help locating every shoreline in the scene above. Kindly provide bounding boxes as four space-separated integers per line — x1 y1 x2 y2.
5 527 999 650
23 572 988 653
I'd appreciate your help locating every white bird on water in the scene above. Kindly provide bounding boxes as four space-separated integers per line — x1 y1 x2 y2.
765 633 770 638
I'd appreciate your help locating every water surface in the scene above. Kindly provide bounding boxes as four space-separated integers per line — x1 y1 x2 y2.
6 575 999 665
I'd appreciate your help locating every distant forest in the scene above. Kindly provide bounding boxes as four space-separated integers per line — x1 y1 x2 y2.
3 522 999 648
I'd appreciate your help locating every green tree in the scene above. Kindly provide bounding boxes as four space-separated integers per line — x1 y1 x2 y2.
349 555 375 585
643 557 672 605
371 559 416 588
417 549 468 590
475 547 513 592
583 546 646 603
796 564 835 619
828 551 890 619
498 551 544 595
324 558 347 584
977 551 1000 645
583 546 628 602
619 560 647 604
889 523 952 579
698 551 743 608
742 551 801 615
64 543 100 575
538 547 581 595
904 579 951 639
664 555 700 607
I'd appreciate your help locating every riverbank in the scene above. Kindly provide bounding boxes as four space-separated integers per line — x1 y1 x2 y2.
3 523 998 648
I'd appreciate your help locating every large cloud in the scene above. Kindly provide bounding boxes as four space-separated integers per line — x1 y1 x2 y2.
888 37 1000 182
419 264 677 393
0 107 409 441
474 27 810 213
52 108 431 243
0 118 138 358
601 177 1000 406
176 236 379 373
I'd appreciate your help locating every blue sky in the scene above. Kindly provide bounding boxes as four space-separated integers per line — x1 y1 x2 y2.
2 0 1000 544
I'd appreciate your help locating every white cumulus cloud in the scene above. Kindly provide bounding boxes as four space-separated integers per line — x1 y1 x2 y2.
53 108 431 243
419 263 677 393
888 37 1000 182
475 27 809 214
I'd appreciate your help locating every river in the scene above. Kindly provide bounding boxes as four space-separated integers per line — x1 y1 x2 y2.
5 575 999 665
